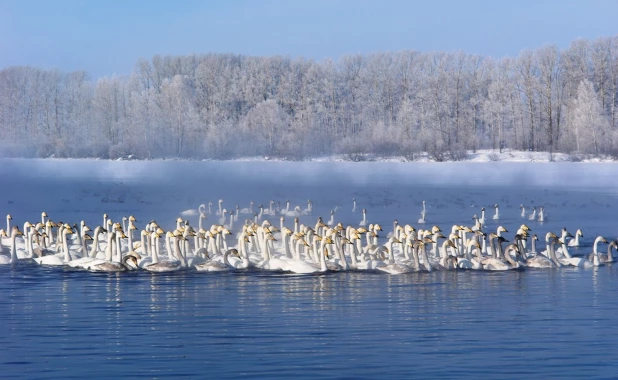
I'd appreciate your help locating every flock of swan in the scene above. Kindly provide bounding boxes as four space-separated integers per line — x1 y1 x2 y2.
0 199 615 275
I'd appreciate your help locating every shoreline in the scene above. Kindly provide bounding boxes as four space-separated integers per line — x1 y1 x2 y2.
0 149 616 163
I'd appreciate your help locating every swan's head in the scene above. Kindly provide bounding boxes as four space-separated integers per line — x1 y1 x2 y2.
496 236 509 244
577 229 583 237
431 225 441 234
448 232 461 241
84 234 93 241
42 211 48 217
520 224 531 231
7 214 12 220
467 239 480 249
597 236 609 244
481 207 485 211
445 240 457 249
0 229 6 237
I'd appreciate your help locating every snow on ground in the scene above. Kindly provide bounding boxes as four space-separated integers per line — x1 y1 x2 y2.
1 158 617 253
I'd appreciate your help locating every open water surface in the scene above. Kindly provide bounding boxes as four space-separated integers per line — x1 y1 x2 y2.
1 160 618 378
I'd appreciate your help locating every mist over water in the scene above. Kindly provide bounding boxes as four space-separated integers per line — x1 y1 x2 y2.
2 160 618 378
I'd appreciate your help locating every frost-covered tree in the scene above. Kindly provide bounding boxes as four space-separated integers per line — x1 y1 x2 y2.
570 79 609 155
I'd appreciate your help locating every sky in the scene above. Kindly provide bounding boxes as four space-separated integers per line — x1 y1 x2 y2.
1 0 617 79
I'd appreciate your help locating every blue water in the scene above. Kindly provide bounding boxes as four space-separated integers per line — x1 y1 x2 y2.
2 264 618 379
2 160 618 378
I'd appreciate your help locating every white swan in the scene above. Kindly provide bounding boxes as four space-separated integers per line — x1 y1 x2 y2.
352 198 357 213
0 227 24 265
418 201 426 224
538 206 546 222
528 206 536 221
492 204 499 220
194 249 243 272
568 229 583 247
33 226 75 266
521 234 555 268
359 208 367 227
240 201 254 215
143 232 188 272
301 199 313 216
559 236 607 268
594 240 617 264
520 204 526 218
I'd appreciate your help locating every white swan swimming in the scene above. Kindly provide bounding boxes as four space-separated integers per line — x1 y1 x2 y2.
538 206 546 222
418 201 426 224
568 229 583 247
593 240 617 264
301 200 313 216
143 232 188 272
519 234 556 268
519 204 525 218
492 204 499 220
359 208 367 227
528 206 536 221
194 248 243 272
240 201 254 215
0 227 24 265
33 226 75 266
559 236 607 268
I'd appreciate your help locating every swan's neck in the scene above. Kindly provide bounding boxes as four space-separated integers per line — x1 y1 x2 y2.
82 236 89 257
560 241 572 258
151 234 159 264
105 236 114 262
548 241 562 267
420 244 431 271
282 234 291 259
115 233 123 262
165 236 173 259
63 232 72 262
174 237 187 267
319 241 327 271
26 230 35 259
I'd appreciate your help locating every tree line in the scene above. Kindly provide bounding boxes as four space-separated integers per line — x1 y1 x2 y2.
1 35 617 160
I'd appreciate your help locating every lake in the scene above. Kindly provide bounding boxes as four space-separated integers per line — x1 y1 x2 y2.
1 160 618 378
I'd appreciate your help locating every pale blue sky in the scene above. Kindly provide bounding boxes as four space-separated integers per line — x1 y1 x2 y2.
1 0 617 79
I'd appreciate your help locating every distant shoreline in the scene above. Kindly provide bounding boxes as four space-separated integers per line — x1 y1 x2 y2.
1 150 616 163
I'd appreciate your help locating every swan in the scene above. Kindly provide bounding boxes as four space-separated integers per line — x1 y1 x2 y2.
33 226 75 266
327 210 336 227
456 240 483 270
528 206 536 221
301 200 313 216
538 206 546 222
352 198 357 213
143 232 188 272
89 253 140 272
492 204 499 220
520 204 526 218
556 236 606 268
240 201 254 215
568 229 583 247
216 199 224 216
519 234 555 268
67 226 107 268
594 240 617 264
418 201 426 224
478 207 486 226
0 227 24 265
560 236 608 268
194 248 243 272
359 208 367 227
